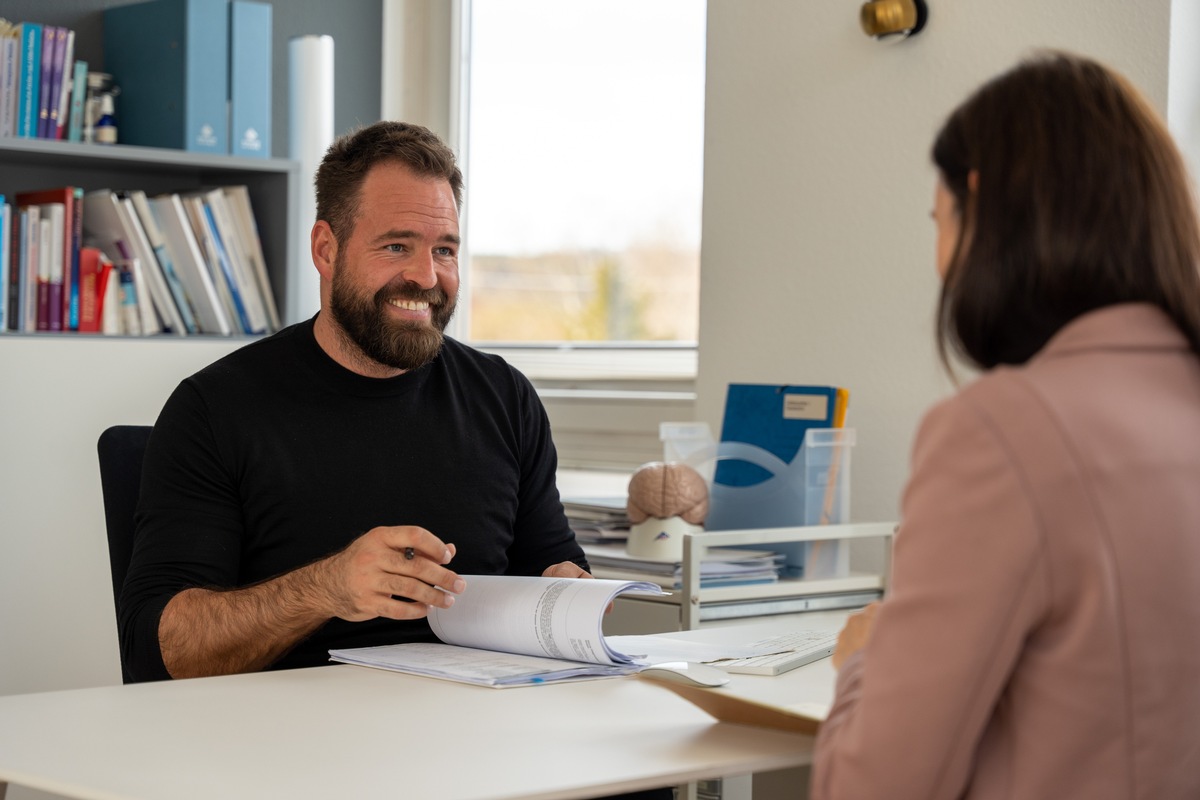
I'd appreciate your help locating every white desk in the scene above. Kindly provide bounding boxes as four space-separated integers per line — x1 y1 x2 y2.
0 615 848 800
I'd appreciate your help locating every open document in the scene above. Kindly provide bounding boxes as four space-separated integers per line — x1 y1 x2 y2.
329 575 666 687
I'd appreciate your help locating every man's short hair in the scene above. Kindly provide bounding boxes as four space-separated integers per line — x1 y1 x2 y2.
315 121 464 243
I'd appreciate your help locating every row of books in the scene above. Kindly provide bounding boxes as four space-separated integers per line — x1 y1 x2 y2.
3 0 272 156
0 185 280 336
0 19 87 141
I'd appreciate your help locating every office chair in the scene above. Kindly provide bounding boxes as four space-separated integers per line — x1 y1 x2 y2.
96 424 153 685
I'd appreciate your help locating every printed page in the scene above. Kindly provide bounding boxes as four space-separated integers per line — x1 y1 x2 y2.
328 642 639 687
428 575 662 666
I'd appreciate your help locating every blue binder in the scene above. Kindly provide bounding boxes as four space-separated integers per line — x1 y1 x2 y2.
714 384 842 487
103 0 229 153
229 1 272 158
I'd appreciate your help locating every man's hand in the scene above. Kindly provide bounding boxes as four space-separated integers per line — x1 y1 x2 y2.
160 525 466 679
541 561 592 579
831 601 881 670
315 526 466 622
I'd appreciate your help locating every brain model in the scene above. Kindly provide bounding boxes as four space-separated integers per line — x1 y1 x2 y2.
626 461 709 526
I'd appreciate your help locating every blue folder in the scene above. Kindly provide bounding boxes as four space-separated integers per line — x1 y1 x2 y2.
230 1 272 158
103 0 229 153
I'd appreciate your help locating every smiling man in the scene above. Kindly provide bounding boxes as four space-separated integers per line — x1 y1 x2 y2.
120 122 592 682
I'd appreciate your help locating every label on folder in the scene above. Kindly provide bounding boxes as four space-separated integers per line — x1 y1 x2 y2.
783 393 829 421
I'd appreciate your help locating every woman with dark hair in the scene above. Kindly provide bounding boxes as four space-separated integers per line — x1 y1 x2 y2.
811 52 1200 799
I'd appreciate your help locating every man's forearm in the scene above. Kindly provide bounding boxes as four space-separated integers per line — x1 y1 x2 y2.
155 526 463 678
158 560 333 678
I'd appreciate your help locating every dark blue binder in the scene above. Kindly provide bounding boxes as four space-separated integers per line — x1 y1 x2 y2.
714 384 842 487
103 0 229 153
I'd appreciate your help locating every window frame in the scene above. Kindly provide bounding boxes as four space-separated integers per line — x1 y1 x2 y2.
382 0 699 469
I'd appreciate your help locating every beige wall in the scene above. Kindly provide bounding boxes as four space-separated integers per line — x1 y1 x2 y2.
697 0 1176 533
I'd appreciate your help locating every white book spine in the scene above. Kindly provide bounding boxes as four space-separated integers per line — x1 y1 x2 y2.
151 193 231 336
204 189 268 333
116 196 186 336
0 201 9 331
22 205 39 332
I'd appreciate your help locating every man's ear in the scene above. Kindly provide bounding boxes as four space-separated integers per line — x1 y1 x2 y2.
967 169 980 194
311 220 337 280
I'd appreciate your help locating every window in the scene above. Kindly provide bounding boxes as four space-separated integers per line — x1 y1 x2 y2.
458 0 707 349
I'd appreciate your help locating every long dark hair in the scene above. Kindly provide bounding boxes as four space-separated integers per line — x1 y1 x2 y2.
932 51 1200 370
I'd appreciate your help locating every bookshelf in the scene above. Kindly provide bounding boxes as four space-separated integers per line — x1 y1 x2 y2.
0 136 300 329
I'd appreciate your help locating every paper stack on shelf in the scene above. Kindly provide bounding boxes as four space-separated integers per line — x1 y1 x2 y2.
563 495 630 544
581 541 783 589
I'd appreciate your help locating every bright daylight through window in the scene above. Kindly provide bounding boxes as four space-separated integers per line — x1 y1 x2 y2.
462 0 706 346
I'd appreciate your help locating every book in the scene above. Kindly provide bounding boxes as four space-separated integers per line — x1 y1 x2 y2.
184 193 255 333
114 194 188 334
15 21 40 138
77 246 113 333
36 25 57 138
104 0 229 153
0 197 8 331
329 575 666 687
34 213 51 330
41 26 68 139
81 190 163 336
127 190 198 334
223 185 280 329
150 193 231 335
229 1 272 158
0 21 19 139
66 58 86 142
17 205 41 331
180 193 241 329
101 257 123 334
114 262 142 335
16 187 83 331
39 203 65 331
199 188 269 333
16 206 35 331
53 29 74 140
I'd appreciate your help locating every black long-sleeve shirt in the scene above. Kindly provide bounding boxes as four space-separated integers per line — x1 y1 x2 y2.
120 317 585 681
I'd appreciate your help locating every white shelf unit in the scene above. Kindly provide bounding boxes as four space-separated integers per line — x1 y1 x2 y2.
599 522 896 633
0 136 300 327
680 522 895 629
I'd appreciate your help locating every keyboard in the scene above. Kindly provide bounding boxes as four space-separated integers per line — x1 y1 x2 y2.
710 629 840 676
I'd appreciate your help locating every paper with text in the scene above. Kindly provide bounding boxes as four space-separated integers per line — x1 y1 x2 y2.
329 575 666 686
429 575 657 664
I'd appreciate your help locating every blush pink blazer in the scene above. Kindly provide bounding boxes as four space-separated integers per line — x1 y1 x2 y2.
812 303 1200 799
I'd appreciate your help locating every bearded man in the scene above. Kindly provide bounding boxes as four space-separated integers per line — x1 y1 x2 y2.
121 122 591 682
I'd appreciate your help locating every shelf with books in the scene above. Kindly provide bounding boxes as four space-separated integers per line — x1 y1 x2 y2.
0 136 299 336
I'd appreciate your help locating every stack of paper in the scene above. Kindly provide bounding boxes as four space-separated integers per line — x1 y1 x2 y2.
581 541 783 589
330 575 666 687
563 495 631 544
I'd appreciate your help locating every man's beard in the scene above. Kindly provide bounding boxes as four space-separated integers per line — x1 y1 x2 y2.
328 262 457 372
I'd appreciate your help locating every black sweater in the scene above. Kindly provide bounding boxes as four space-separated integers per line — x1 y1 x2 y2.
120 318 584 681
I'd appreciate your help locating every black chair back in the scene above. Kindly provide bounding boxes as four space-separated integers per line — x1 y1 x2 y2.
97 425 152 683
